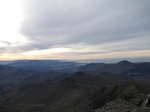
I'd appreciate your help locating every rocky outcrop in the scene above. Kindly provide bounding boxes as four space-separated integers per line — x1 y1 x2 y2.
93 99 149 112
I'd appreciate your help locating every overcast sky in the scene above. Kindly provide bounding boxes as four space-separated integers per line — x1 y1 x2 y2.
0 0 150 62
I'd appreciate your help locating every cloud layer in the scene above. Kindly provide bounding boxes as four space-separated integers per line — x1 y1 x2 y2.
0 0 150 60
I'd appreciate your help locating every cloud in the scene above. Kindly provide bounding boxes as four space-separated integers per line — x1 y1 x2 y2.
0 40 11 46
19 0 150 52
1 0 150 60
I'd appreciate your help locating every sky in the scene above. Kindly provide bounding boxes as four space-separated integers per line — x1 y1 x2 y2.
0 0 150 62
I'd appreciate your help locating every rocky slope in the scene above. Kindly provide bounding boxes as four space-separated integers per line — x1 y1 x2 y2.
93 99 149 112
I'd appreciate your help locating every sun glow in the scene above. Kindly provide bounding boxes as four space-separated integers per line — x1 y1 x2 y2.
0 0 26 46
20 48 71 55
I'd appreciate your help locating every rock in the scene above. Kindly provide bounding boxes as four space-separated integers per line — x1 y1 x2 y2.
93 99 149 112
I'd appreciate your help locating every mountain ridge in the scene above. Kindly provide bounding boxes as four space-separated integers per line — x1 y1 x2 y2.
0 72 149 112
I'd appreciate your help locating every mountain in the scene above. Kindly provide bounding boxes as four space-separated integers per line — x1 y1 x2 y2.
77 60 150 84
0 64 39 93
0 61 14 65
0 60 150 112
0 72 149 112
21 71 71 85
3 60 150 85
78 60 147 74
7 60 78 72
0 64 39 79
4 60 150 75
0 64 71 94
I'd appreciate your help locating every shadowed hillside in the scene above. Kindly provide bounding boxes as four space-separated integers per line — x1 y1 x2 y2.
0 72 149 112
0 64 71 94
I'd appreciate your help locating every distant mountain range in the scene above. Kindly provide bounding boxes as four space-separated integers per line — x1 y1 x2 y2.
78 60 150 84
0 60 150 93
0 60 150 112
3 60 150 76
78 60 150 75
7 60 78 72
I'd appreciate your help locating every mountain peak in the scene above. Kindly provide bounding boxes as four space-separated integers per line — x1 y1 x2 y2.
117 60 132 65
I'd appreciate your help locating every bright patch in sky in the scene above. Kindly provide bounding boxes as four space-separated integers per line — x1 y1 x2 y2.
0 0 26 45
21 48 71 55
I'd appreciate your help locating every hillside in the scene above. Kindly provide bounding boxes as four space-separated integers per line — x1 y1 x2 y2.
0 65 39 93
0 72 149 112
0 64 71 94
78 60 150 84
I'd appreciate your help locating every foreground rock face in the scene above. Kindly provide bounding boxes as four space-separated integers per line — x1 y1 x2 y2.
93 99 150 112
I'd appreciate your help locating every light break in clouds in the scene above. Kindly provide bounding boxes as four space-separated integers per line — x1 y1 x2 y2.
0 0 150 61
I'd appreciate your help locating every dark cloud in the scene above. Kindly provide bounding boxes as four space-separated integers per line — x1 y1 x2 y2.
18 0 150 53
